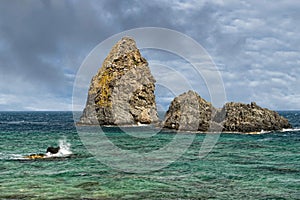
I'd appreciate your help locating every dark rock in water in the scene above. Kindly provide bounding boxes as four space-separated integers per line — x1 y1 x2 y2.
46 146 60 154
76 181 100 191
163 90 216 131
163 91 292 133
221 102 292 132
78 37 159 125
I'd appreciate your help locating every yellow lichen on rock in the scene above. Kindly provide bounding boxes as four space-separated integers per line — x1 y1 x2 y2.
97 71 113 107
94 50 147 108
24 154 45 159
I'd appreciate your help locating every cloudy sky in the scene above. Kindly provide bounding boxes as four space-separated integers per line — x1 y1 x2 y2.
0 0 299 111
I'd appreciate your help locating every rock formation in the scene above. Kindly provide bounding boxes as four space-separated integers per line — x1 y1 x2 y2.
163 90 216 131
163 91 292 132
78 36 292 132
222 102 292 132
79 37 158 125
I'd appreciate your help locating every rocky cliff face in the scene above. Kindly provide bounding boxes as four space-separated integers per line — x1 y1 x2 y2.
79 37 158 125
163 91 292 132
163 90 215 131
222 102 292 132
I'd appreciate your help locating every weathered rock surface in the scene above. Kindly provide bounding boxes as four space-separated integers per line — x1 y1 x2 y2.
79 37 158 125
163 91 292 132
222 102 292 132
163 90 216 131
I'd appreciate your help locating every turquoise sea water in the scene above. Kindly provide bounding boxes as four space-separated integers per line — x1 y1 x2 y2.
0 111 299 199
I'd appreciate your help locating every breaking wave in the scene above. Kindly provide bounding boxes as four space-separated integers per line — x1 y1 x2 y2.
0 121 48 125
280 128 300 132
1 138 73 161
45 138 72 158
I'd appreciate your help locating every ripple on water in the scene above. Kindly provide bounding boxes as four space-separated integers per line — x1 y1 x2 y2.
0 111 299 199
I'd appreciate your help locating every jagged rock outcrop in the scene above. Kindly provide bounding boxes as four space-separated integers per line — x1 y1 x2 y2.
163 90 217 131
79 37 159 125
163 91 292 133
222 102 292 132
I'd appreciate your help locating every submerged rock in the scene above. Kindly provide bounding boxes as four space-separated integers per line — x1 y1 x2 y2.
163 91 292 133
222 102 292 132
79 37 158 125
46 146 60 154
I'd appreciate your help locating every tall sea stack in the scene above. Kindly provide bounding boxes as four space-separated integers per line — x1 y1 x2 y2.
79 37 159 125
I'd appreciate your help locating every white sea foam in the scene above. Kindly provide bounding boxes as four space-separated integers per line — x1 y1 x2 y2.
0 153 25 160
0 121 48 125
280 128 300 132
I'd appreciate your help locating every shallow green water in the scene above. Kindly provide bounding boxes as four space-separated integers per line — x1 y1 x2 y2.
0 112 299 199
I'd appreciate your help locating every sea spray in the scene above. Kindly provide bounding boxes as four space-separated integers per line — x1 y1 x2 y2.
46 137 72 157
3 153 27 160
58 137 72 156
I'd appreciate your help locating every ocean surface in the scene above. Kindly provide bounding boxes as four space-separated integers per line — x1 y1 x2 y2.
0 111 299 199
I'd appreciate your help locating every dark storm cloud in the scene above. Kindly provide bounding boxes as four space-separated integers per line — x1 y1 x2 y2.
0 0 299 110
0 0 109 90
0 0 221 110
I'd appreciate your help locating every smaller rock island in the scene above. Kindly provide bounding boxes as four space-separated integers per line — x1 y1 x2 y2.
163 91 215 131
221 102 291 132
163 90 292 133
